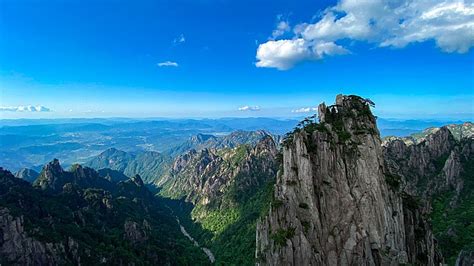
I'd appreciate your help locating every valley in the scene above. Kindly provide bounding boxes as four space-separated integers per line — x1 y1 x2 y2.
1 96 473 265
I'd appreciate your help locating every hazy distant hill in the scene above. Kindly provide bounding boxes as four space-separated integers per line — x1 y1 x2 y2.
165 130 280 157
85 149 172 184
14 168 39 183
1 117 468 172
0 118 298 172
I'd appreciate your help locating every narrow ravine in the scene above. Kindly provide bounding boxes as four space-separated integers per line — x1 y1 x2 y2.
164 205 215 263
176 217 215 263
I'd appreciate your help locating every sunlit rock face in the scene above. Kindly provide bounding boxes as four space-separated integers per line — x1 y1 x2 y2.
256 95 442 265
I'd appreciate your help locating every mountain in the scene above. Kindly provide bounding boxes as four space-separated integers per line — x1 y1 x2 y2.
14 168 39 183
165 130 280 157
383 124 474 264
256 95 442 265
86 149 172 184
0 160 208 265
33 159 114 193
85 130 278 185
97 168 130 183
160 135 279 265
383 122 473 145
0 118 298 172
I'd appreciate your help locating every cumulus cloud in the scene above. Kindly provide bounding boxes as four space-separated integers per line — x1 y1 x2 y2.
0 105 51 112
238 105 261 111
292 107 317 113
256 39 348 70
256 0 474 69
173 34 186 45
157 61 179 67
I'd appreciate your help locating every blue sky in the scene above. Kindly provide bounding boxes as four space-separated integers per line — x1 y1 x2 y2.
0 0 473 119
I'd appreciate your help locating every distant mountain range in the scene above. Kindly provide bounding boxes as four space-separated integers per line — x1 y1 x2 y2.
1 104 473 265
1 117 469 172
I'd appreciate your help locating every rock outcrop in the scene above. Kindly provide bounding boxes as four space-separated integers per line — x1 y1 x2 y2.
0 207 79 265
159 135 279 265
256 95 442 265
384 127 473 203
160 135 278 208
383 124 473 263
456 250 474 266
33 160 113 193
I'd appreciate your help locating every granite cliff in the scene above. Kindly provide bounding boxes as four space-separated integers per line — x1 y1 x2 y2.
256 95 442 265
384 123 473 264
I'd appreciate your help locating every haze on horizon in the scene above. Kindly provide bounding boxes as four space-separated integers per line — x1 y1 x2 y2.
1 0 473 120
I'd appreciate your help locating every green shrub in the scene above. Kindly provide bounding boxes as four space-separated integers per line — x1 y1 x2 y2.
400 191 420 210
272 198 283 209
271 227 296 247
337 130 351 142
301 221 310 233
298 203 309 209
385 174 401 190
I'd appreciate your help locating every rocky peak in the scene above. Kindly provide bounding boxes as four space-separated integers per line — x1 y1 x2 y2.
318 94 378 138
34 160 112 193
160 136 277 207
190 133 217 143
256 95 441 265
34 159 65 191
45 158 64 175
102 147 121 155
383 125 463 197
252 135 277 156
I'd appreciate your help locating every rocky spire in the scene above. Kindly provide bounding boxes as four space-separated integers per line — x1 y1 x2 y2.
256 95 441 265
33 159 65 191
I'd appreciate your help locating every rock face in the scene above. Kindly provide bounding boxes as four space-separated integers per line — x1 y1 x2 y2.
456 250 474 266
124 220 150 245
384 126 473 203
0 207 79 265
33 160 113 193
0 161 208 265
384 124 473 263
256 95 441 265
160 135 278 208
159 134 279 265
0 168 80 265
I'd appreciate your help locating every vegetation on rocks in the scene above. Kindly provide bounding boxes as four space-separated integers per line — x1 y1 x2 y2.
0 162 208 265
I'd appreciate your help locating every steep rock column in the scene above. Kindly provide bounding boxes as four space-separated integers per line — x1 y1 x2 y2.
256 95 440 265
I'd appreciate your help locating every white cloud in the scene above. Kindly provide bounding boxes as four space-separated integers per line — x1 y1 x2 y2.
272 21 290 39
157 61 179 67
173 34 186 45
0 105 51 112
238 105 261 111
256 0 474 69
256 39 348 70
292 107 317 113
